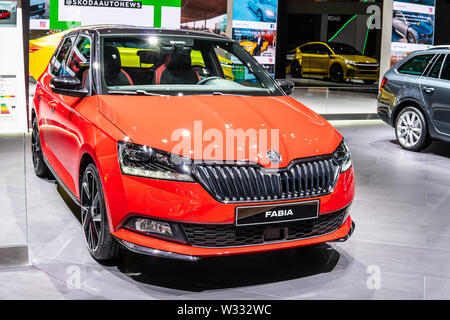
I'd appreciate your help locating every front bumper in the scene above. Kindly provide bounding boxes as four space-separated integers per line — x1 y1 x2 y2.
345 65 379 81
105 166 355 259
114 215 354 261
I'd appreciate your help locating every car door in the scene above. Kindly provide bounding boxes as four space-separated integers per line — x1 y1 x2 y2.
420 54 450 136
313 44 331 74
38 36 75 172
299 44 314 74
49 34 92 189
396 53 435 105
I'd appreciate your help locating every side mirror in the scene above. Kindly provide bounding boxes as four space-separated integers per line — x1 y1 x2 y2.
50 76 88 97
275 79 295 96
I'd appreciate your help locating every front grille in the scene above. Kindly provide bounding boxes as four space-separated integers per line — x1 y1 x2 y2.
182 209 346 248
355 65 379 71
193 157 340 203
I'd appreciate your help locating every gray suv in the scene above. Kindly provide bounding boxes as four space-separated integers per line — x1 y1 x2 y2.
378 48 450 151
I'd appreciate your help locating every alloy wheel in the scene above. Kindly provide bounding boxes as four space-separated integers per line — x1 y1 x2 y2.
396 110 423 148
31 121 41 170
407 32 416 43
330 64 343 82
81 169 103 253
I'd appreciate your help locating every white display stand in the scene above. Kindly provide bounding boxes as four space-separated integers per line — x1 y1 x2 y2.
0 0 27 134
0 0 29 268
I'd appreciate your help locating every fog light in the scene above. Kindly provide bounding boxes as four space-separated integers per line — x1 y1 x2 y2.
135 218 173 236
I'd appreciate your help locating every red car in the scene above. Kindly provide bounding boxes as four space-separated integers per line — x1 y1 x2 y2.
0 10 11 19
32 26 355 262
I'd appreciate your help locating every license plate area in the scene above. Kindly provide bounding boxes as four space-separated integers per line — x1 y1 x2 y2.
235 200 319 226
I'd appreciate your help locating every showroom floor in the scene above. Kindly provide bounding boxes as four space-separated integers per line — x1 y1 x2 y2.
1 120 450 299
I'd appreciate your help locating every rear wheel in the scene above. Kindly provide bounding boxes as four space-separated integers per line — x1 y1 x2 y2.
31 116 51 178
80 163 122 261
395 107 431 151
330 64 344 82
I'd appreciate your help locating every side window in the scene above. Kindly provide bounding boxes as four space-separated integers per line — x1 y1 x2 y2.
213 46 262 87
440 55 450 81
397 54 434 76
49 37 74 76
65 36 91 87
428 54 444 78
316 44 330 55
301 45 314 54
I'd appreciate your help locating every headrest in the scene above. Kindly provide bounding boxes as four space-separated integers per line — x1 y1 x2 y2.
160 46 192 70
103 46 121 76
137 50 161 65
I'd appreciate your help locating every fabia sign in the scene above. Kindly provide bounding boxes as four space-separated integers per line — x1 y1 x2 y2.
65 0 143 9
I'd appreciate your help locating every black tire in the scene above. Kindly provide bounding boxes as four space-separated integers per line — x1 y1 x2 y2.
80 163 123 261
31 116 51 178
291 60 302 78
407 31 417 44
363 80 376 85
329 64 344 82
395 106 432 151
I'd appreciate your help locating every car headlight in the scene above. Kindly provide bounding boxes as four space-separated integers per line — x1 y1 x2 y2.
118 141 194 182
333 139 352 172
344 60 357 66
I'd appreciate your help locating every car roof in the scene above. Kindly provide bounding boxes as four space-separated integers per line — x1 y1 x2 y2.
64 25 229 40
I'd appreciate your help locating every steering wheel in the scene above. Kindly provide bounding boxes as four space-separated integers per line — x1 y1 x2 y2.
196 76 223 85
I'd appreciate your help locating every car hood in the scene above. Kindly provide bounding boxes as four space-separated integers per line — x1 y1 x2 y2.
98 95 342 168
338 55 379 64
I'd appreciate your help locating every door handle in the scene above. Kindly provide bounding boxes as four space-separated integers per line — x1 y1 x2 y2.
423 87 434 93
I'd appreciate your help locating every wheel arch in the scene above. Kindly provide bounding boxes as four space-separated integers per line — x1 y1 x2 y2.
392 99 428 127
77 147 103 197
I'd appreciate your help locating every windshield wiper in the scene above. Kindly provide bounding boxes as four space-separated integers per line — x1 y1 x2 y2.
136 90 168 97
108 89 168 97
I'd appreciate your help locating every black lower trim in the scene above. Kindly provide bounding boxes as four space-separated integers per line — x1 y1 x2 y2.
42 155 81 206
332 221 355 242
322 113 379 121
117 239 201 261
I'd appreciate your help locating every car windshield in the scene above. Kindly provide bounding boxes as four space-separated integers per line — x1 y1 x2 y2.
100 34 282 96
328 43 362 55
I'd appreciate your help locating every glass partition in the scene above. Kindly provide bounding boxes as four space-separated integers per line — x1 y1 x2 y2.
0 0 29 267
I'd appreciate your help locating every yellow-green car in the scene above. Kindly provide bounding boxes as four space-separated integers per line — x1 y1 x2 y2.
29 29 234 81
290 42 379 84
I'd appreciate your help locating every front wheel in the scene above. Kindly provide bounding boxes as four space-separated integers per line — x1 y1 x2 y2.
80 163 122 261
31 116 51 178
407 31 417 43
329 64 344 82
395 107 431 151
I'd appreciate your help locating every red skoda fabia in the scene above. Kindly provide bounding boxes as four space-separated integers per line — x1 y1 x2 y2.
32 26 355 262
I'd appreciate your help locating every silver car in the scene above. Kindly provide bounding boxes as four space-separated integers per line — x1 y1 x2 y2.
377 47 450 151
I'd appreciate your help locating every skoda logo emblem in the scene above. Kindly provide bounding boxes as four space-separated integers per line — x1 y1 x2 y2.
266 150 282 164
